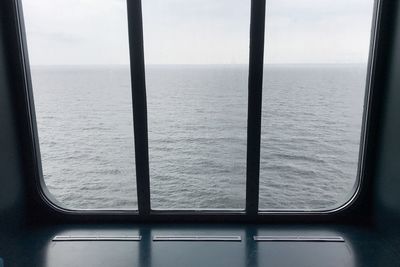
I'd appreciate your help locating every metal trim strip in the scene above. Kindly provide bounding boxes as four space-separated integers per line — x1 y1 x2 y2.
153 235 242 242
53 236 142 241
253 236 344 242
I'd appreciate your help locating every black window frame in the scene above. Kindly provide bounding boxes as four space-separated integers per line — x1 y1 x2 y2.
14 0 383 222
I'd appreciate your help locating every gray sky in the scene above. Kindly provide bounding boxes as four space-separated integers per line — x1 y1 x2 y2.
22 0 375 65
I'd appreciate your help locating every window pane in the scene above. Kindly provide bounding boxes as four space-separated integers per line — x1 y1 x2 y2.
22 0 137 209
259 0 375 210
143 0 250 209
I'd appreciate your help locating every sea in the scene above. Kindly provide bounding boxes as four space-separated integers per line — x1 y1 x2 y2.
30 64 366 210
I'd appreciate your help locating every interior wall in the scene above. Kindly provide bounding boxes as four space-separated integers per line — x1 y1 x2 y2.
372 0 400 231
0 0 28 232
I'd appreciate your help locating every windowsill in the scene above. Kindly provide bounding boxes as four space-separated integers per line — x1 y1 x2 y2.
0 223 398 267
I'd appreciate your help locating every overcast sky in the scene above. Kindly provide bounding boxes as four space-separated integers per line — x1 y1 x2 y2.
22 0 375 65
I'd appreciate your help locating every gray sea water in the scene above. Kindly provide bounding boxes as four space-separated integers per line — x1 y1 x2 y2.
31 64 366 210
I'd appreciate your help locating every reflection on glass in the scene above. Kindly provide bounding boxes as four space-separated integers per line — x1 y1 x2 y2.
259 0 375 210
22 0 137 209
143 0 250 209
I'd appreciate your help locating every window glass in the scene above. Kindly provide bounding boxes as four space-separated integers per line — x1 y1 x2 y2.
259 0 375 210
22 0 375 212
142 0 250 209
22 0 137 209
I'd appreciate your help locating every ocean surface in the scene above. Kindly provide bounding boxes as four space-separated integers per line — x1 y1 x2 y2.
31 64 366 210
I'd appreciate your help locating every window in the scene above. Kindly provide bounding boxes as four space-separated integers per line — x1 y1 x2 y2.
22 0 137 210
20 0 377 214
259 0 375 210
142 0 250 210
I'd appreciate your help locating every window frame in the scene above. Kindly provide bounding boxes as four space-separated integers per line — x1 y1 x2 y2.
15 0 383 220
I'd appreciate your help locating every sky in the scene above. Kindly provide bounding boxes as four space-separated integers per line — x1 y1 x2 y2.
22 0 375 65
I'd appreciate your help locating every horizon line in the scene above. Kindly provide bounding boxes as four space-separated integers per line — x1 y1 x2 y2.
30 62 368 67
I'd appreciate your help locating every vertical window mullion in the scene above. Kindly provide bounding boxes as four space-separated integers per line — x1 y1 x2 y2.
246 0 266 215
127 0 151 215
